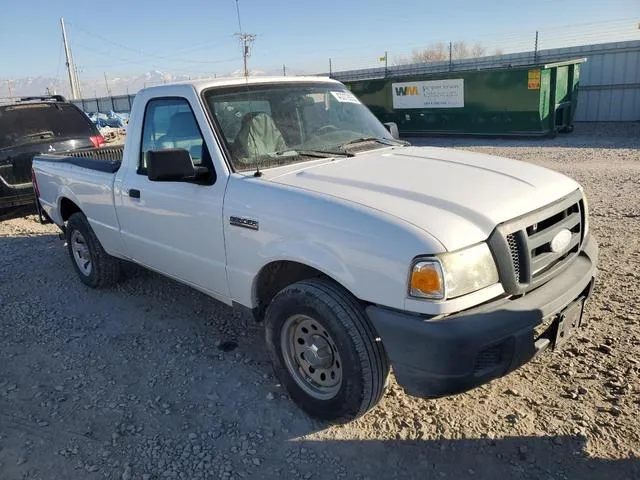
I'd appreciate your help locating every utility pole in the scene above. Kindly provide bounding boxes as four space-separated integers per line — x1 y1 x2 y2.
384 51 388 77
74 65 82 98
60 17 79 99
283 64 286 76
234 1 256 77
235 33 256 77
329 58 332 77
7 81 13 98
534 30 539 64
449 42 453 71
104 72 112 97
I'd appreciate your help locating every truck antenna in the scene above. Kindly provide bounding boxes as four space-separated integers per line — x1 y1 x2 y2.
234 0 262 177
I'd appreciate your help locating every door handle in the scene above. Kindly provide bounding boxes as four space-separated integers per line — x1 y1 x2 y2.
128 188 141 199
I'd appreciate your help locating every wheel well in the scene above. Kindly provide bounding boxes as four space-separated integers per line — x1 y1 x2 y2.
254 261 326 321
59 198 81 222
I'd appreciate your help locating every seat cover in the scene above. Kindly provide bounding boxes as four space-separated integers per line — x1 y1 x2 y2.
234 112 287 162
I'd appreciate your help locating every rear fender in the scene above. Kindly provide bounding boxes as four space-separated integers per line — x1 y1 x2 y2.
53 187 83 226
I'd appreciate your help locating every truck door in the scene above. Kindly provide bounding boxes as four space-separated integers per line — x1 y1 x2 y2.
116 97 230 299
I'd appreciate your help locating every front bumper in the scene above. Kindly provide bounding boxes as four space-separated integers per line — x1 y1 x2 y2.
366 234 598 398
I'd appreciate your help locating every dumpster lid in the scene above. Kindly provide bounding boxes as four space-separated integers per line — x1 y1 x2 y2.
542 58 587 69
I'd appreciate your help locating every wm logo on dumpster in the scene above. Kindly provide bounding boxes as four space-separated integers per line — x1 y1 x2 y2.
394 86 419 96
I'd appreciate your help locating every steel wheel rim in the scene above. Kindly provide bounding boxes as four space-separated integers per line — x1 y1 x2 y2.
280 314 342 400
71 230 92 276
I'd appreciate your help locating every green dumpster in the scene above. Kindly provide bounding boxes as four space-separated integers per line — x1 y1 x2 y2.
344 58 585 137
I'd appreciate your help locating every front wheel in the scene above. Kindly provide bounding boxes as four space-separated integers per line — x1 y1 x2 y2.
66 212 120 288
265 278 390 422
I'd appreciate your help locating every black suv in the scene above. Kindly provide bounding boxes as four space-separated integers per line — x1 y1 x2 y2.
0 95 104 220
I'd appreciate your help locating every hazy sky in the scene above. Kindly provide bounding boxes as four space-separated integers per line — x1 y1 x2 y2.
1 0 638 80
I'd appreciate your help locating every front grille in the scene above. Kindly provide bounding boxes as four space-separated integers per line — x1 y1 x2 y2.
528 202 581 279
491 190 584 295
506 233 522 283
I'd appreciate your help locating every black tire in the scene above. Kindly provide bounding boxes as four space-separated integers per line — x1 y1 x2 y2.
66 212 120 288
265 278 390 422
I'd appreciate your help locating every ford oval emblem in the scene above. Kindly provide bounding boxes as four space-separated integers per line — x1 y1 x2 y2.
550 229 572 253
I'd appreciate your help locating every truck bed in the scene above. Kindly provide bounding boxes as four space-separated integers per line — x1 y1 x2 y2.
33 145 125 246
35 146 123 174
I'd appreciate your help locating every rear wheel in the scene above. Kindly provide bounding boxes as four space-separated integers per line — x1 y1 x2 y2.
66 212 120 288
265 278 390 422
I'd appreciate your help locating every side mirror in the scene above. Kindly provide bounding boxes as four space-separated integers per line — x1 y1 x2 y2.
383 122 400 140
147 149 205 182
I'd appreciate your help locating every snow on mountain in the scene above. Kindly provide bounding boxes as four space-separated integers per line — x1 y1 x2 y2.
2 71 211 99
3 67 314 101
1 76 66 98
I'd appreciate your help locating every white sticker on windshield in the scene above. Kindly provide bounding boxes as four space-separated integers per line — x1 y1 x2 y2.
330 90 361 104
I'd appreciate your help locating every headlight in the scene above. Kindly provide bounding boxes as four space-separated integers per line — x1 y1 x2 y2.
410 243 499 300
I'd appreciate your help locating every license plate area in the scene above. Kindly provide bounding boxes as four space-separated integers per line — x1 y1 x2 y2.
552 298 584 349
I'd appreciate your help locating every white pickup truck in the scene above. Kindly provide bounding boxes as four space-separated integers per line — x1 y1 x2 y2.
32 76 598 422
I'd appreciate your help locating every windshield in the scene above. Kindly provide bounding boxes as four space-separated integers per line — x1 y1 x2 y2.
203 82 395 171
0 103 97 149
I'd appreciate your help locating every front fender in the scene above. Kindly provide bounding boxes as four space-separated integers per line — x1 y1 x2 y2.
253 239 357 299
226 226 420 311
223 174 445 312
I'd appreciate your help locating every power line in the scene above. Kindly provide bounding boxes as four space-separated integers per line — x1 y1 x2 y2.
71 41 239 72
235 0 243 32
69 21 238 66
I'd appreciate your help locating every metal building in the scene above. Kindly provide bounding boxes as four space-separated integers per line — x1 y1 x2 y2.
570 41 640 121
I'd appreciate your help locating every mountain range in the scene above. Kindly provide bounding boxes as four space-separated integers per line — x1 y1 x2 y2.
2 68 285 100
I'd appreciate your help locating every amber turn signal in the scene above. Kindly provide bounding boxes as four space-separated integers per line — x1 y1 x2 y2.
410 261 444 299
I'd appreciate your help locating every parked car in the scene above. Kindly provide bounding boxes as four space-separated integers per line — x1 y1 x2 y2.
32 76 598 422
0 95 104 220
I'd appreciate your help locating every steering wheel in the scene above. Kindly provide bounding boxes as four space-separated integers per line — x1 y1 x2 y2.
313 124 339 136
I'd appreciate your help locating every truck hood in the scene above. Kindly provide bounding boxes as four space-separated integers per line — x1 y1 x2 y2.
268 146 579 251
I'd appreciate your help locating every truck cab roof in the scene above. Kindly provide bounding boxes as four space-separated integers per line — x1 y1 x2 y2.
137 76 341 96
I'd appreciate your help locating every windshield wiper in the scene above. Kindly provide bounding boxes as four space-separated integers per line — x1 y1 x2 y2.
339 136 409 148
18 130 55 140
274 148 354 158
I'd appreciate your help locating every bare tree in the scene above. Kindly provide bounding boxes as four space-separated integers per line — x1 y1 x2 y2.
410 42 448 63
393 40 499 66
452 41 469 59
470 42 487 58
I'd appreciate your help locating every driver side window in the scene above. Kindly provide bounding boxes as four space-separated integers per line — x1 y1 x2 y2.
139 98 204 174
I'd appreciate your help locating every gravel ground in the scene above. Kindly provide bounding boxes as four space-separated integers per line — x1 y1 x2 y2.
1 122 639 480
